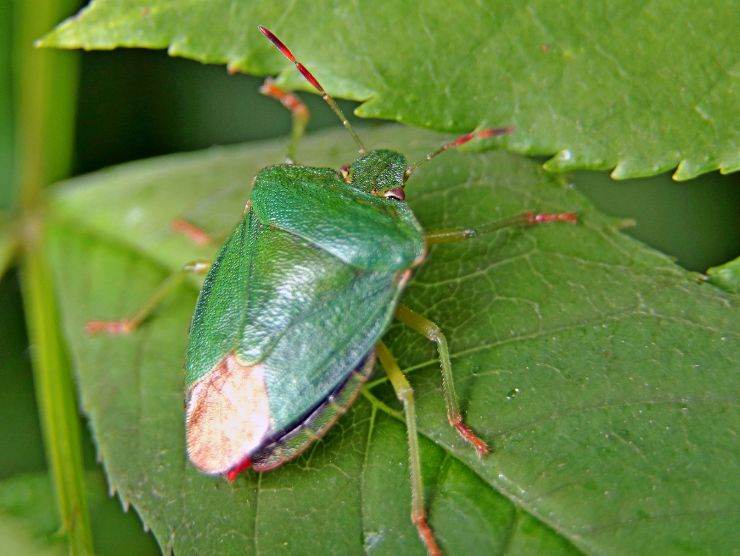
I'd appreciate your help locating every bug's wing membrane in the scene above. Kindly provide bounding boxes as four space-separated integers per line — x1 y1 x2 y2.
250 352 376 472
185 354 271 475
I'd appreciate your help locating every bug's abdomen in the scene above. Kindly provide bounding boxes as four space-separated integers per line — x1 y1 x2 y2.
251 352 375 472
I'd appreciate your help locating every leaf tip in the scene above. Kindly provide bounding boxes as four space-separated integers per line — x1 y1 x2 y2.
706 256 740 293
609 160 632 180
542 149 575 173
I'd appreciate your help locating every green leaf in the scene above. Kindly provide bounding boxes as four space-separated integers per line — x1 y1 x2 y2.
707 256 740 293
0 474 66 555
47 126 738 554
40 1 739 181
0 519 63 556
0 472 159 556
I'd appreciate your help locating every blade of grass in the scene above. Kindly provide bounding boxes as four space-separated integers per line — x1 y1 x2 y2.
14 0 93 554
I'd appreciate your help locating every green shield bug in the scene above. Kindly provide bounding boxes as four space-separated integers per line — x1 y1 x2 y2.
86 26 577 555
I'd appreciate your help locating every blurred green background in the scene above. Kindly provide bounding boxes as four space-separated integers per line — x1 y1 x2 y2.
1 7 738 553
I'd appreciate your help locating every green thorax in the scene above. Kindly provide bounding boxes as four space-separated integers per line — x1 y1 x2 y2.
250 155 425 271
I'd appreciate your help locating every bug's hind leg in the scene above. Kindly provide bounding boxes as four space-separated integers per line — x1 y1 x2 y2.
425 211 577 245
376 341 442 556
395 304 489 457
259 77 310 163
85 259 211 335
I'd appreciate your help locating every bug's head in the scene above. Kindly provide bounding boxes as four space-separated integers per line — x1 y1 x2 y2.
348 149 409 201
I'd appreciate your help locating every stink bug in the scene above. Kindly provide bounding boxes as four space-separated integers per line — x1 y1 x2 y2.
86 26 577 555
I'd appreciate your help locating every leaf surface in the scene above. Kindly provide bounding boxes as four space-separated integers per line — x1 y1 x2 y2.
0 472 159 555
0 474 64 556
40 0 740 180
0 474 67 555
47 126 738 554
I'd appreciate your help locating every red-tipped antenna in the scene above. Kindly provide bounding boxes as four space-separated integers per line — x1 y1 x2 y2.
405 127 514 178
259 26 366 154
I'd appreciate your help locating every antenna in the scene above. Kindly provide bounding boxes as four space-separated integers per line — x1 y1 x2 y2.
259 26 366 154
405 127 514 179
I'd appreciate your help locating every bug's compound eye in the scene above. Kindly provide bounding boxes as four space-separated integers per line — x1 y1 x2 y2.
383 187 405 201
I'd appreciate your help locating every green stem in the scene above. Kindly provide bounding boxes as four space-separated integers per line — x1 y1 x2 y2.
13 0 93 554
21 235 93 555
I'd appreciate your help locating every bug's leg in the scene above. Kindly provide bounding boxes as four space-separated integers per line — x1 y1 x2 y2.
395 304 489 457
171 219 215 246
425 211 577 245
171 219 232 246
259 77 310 163
376 341 442 556
405 127 514 178
85 259 211 335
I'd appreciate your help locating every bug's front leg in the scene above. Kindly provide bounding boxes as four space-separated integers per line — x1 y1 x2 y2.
376 341 442 556
425 211 577 245
259 77 310 163
85 259 211 335
395 304 489 457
